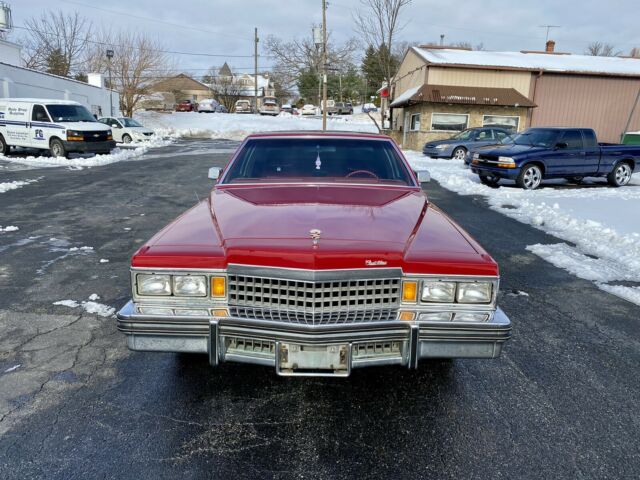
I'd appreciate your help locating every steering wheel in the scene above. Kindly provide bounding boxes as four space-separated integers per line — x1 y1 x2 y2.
346 169 379 180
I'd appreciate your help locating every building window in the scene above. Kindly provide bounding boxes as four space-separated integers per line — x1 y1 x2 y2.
410 113 421 131
482 115 520 132
431 113 469 132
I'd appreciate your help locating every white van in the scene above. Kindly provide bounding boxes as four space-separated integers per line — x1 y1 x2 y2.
0 99 115 158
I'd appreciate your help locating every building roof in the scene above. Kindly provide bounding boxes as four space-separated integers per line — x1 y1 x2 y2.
390 84 536 108
412 47 640 77
150 73 211 92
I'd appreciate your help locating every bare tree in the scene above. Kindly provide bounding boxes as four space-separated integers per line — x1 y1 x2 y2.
585 41 622 57
207 66 244 112
354 0 412 92
21 11 91 76
264 33 359 92
85 31 172 116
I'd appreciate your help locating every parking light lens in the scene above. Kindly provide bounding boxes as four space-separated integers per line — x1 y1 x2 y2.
422 281 456 303
402 281 418 302
211 276 226 298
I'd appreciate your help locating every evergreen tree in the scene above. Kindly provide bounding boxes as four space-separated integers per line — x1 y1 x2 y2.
46 48 70 76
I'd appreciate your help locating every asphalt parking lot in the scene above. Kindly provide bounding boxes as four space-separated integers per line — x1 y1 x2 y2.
1 139 639 479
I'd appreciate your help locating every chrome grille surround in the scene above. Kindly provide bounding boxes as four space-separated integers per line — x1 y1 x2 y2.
228 273 401 325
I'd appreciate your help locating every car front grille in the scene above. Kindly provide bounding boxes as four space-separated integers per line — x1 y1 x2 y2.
82 131 110 142
228 275 401 325
478 154 499 162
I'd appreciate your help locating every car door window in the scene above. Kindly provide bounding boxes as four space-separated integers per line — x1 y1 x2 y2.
562 130 583 150
476 129 492 140
494 131 508 141
582 130 597 148
32 105 50 122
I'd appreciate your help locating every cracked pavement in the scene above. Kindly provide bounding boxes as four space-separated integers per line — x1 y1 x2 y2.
0 139 639 479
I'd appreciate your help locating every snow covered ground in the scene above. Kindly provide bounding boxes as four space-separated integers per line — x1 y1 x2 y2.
404 151 640 306
134 111 377 141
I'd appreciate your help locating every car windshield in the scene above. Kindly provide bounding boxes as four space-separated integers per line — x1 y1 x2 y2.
512 129 559 147
119 118 143 127
451 129 475 140
223 138 414 186
46 104 96 122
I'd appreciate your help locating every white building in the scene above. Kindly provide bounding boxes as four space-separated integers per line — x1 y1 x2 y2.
0 39 119 117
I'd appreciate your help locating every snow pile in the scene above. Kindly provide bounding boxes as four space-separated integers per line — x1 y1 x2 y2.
134 111 377 141
0 135 171 169
0 179 38 193
53 295 115 317
404 151 640 305
0 225 19 233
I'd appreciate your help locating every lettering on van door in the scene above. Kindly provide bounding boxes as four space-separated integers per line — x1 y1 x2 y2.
34 129 45 141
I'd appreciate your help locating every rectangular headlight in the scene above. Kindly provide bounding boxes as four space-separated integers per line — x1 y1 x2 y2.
173 275 207 297
422 281 456 303
456 282 492 303
137 274 171 296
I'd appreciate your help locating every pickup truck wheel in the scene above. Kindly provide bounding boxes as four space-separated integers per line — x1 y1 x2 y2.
452 147 467 160
49 138 68 158
479 174 500 187
517 164 542 190
0 135 9 156
608 162 632 187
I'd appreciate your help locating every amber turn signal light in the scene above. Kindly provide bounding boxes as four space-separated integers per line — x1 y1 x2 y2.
211 308 229 317
398 311 416 321
402 281 418 303
211 276 226 297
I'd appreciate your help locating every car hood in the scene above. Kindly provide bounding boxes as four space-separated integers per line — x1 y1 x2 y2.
133 185 497 275
62 122 111 132
424 138 457 147
477 143 547 156
127 127 154 134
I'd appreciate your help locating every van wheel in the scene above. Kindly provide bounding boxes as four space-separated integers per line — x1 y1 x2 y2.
0 135 9 156
122 134 132 144
50 139 68 158
607 162 632 187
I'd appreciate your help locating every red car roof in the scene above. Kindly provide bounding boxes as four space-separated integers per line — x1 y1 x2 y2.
245 130 391 140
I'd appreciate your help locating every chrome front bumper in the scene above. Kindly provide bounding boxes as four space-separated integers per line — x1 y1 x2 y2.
117 301 511 374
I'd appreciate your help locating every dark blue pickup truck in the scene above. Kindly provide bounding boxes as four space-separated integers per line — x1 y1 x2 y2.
470 127 640 189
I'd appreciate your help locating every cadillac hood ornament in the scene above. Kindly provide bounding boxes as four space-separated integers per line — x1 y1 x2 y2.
309 229 322 247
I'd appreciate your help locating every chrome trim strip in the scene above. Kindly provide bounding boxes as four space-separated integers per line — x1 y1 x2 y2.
227 264 402 281
409 325 419 369
208 320 219 366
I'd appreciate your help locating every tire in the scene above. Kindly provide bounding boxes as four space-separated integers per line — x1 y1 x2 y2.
122 134 132 144
516 164 543 190
452 147 467 161
566 176 584 184
479 174 500 187
607 161 633 187
0 134 9 156
49 138 67 158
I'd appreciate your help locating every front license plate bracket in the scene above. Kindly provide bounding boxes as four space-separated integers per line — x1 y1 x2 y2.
275 342 351 377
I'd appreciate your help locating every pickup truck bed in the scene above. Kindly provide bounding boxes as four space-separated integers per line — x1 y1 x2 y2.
470 127 640 189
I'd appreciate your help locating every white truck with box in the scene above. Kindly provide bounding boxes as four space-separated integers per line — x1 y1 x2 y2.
0 99 115 158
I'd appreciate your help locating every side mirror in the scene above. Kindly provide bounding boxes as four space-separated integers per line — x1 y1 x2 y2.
555 141 568 150
208 167 222 180
111 124 119 128
414 169 431 183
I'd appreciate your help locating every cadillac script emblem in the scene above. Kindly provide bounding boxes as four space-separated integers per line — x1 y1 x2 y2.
309 229 322 247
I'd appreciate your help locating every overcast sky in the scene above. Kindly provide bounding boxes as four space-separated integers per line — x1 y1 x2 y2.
13 0 640 78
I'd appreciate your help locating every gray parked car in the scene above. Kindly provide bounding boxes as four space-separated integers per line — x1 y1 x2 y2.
423 127 512 160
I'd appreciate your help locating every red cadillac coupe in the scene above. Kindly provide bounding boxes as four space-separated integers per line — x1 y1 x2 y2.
117 131 511 376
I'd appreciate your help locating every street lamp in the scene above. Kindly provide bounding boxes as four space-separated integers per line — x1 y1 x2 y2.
105 49 114 116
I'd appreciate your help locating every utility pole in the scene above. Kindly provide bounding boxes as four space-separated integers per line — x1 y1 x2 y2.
339 73 342 102
105 49 114 115
322 0 327 131
254 28 259 113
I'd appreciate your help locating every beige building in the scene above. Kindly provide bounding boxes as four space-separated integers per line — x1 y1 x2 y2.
388 43 640 148
148 73 212 106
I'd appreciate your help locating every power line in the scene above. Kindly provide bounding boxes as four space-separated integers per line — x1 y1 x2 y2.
60 0 253 42
13 25 274 59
